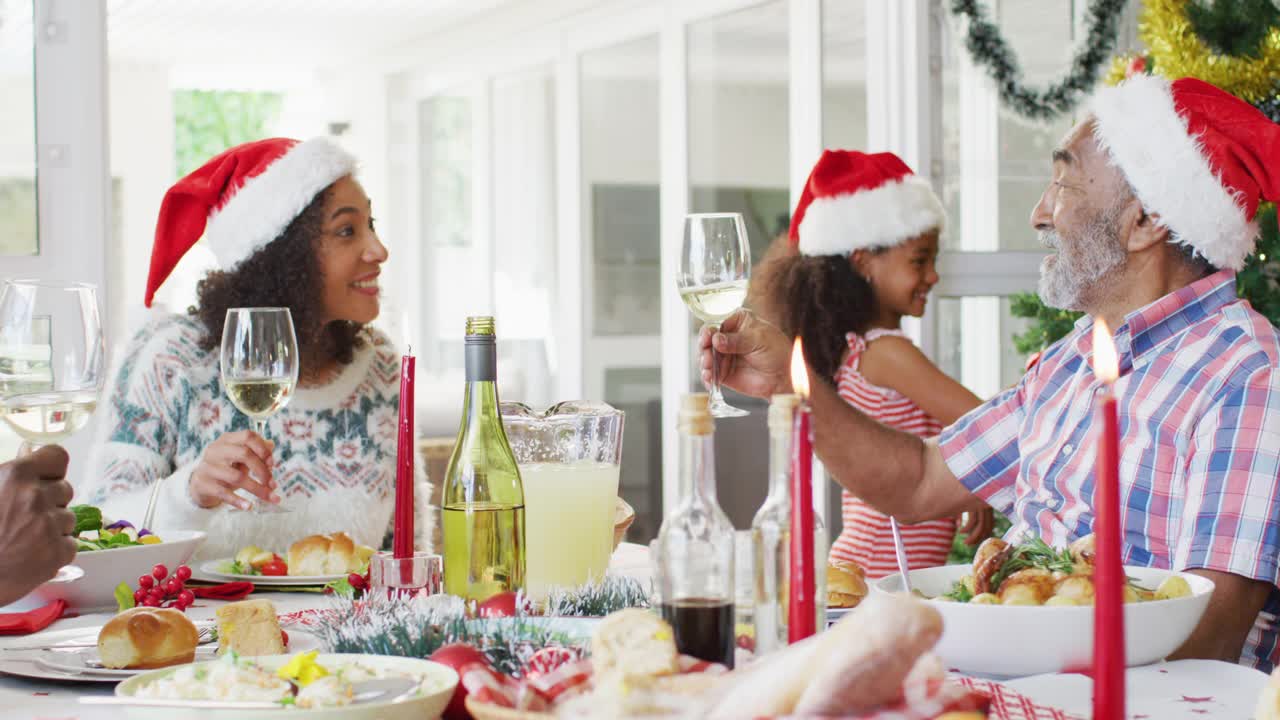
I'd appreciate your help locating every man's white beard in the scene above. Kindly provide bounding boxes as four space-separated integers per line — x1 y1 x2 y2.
1037 204 1127 312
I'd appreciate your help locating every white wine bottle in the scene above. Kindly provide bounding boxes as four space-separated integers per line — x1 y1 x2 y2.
751 394 827 654
442 316 526 602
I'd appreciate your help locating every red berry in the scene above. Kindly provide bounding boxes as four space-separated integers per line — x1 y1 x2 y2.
142 598 160 608
348 573 366 589
138 575 154 589
178 590 194 605
164 579 180 595
281 630 289 647
147 588 164 602
133 589 145 602
152 564 168 580
175 566 192 581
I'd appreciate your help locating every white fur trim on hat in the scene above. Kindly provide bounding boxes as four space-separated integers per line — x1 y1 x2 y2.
1089 74 1255 271
796 175 945 256
204 137 357 270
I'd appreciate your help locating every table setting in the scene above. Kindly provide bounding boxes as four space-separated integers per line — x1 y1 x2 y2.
0 215 1276 720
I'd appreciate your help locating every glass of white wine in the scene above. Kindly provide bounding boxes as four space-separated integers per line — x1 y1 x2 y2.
220 307 299 513
679 212 751 418
0 280 105 455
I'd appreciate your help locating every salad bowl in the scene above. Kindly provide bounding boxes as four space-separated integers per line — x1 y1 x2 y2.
874 564 1213 677
31 530 207 612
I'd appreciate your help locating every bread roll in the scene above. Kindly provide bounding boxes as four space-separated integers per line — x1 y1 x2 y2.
590 608 679 680
287 532 372 576
98 607 199 669
827 559 868 609
216 599 285 657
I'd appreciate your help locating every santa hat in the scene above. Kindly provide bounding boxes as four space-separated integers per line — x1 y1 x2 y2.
789 150 945 256
1089 75 1280 271
145 137 357 307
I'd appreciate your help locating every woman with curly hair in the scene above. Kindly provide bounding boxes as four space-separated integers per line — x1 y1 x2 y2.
84 137 432 560
768 150 990 579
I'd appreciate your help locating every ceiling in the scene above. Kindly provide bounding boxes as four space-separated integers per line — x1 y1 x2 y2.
106 0 515 66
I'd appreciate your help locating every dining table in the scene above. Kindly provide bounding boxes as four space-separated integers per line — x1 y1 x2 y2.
0 543 1270 720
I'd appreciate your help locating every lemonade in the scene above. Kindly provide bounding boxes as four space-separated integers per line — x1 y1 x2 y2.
521 460 620 601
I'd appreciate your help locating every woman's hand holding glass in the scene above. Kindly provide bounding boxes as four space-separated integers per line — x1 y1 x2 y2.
188 430 278 510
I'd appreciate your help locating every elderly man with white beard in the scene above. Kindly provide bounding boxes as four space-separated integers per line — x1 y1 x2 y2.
700 75 1280 671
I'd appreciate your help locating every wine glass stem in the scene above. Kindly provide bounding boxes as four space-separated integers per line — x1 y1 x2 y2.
17 440 42 457
708 323 727 405
252 418 267 438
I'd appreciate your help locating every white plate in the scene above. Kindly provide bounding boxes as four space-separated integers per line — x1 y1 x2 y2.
196 560 344 586
114 654 458 720
36 645 219 677
873 564 1213 677
27 531 207 613
1003 659 1268 719
0 657 122 683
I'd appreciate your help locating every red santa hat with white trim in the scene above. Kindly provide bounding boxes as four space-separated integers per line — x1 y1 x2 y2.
145 136 357 307
789 150 945 256
1089 74 1280 271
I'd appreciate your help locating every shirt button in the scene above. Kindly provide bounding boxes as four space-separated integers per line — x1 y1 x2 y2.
1062 444 1073 455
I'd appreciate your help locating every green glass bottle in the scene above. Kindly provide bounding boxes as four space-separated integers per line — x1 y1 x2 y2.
442 316 526 602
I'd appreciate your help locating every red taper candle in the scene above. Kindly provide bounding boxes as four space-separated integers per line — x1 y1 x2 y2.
1091 319 1125 720
393 349 416 561
788 339 817 642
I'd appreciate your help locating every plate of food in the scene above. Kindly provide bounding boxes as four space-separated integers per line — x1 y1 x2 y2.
872 534 1214 677
198 532 374 586
27 505 206 612
111 652 458 719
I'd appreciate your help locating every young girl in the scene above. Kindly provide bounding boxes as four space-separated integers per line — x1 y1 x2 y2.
766 149 992 579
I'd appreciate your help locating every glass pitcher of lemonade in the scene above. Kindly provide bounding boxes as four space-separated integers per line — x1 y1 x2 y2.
500 401 624 602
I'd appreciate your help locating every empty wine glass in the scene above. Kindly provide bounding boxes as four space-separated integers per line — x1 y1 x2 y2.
220 307 299 513
0 280 105 456
679 213 752 418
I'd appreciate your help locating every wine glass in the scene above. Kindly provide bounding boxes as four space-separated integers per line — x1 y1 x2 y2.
679 212 752 418
220 307 299 513
0 280 105 456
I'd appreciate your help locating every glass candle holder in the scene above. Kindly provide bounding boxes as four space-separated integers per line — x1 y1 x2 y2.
369 552 443 598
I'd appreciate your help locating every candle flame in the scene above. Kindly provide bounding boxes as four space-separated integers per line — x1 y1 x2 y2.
1092 318 1119 384
790 338 810 399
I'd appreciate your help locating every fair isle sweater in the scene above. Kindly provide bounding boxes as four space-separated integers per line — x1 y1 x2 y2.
82 314 434 562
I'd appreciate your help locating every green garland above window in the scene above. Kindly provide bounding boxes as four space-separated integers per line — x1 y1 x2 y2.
949 0 1130 121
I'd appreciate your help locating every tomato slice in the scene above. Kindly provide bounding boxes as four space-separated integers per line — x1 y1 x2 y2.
260 556 288 576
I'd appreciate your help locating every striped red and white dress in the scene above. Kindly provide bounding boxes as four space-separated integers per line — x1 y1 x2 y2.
828 329 956 580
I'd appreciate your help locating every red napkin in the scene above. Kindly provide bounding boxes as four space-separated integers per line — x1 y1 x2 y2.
190 582 254 601
0 599 66 635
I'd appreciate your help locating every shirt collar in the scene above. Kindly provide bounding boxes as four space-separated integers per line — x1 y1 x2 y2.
1071 269 1237 372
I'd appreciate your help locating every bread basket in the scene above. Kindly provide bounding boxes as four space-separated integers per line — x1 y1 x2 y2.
613 497 635 550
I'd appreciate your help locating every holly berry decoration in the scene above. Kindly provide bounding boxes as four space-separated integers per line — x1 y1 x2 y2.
429 642 491 720
128 564 195 611
475 591 530 618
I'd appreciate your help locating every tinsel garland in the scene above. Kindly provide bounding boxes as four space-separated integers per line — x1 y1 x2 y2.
543 576 651 617
313 594 585 677
949 0 1128 121
1138 0 1280 102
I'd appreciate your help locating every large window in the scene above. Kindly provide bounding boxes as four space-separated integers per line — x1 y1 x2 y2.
581 35 662 542
0 0 36 257
687 1 789 530
821 0 868 151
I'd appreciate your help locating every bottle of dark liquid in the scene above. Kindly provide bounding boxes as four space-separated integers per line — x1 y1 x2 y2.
655 393 735 668
442 316 526 602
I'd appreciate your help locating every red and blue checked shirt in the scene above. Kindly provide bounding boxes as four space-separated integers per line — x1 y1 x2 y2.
939 269 1280 672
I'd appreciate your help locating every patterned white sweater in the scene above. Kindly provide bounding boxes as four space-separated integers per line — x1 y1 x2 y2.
82 314 434 562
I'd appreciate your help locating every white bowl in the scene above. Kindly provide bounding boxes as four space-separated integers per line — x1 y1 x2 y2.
114 654 458 720
873 564 1213 677
33 530 207 612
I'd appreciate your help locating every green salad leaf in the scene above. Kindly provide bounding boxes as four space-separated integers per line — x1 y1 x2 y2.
71 505 102 534
942 581 974 603
114 581 136 612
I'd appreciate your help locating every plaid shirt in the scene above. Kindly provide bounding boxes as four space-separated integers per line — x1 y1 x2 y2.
939 269 1280 672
